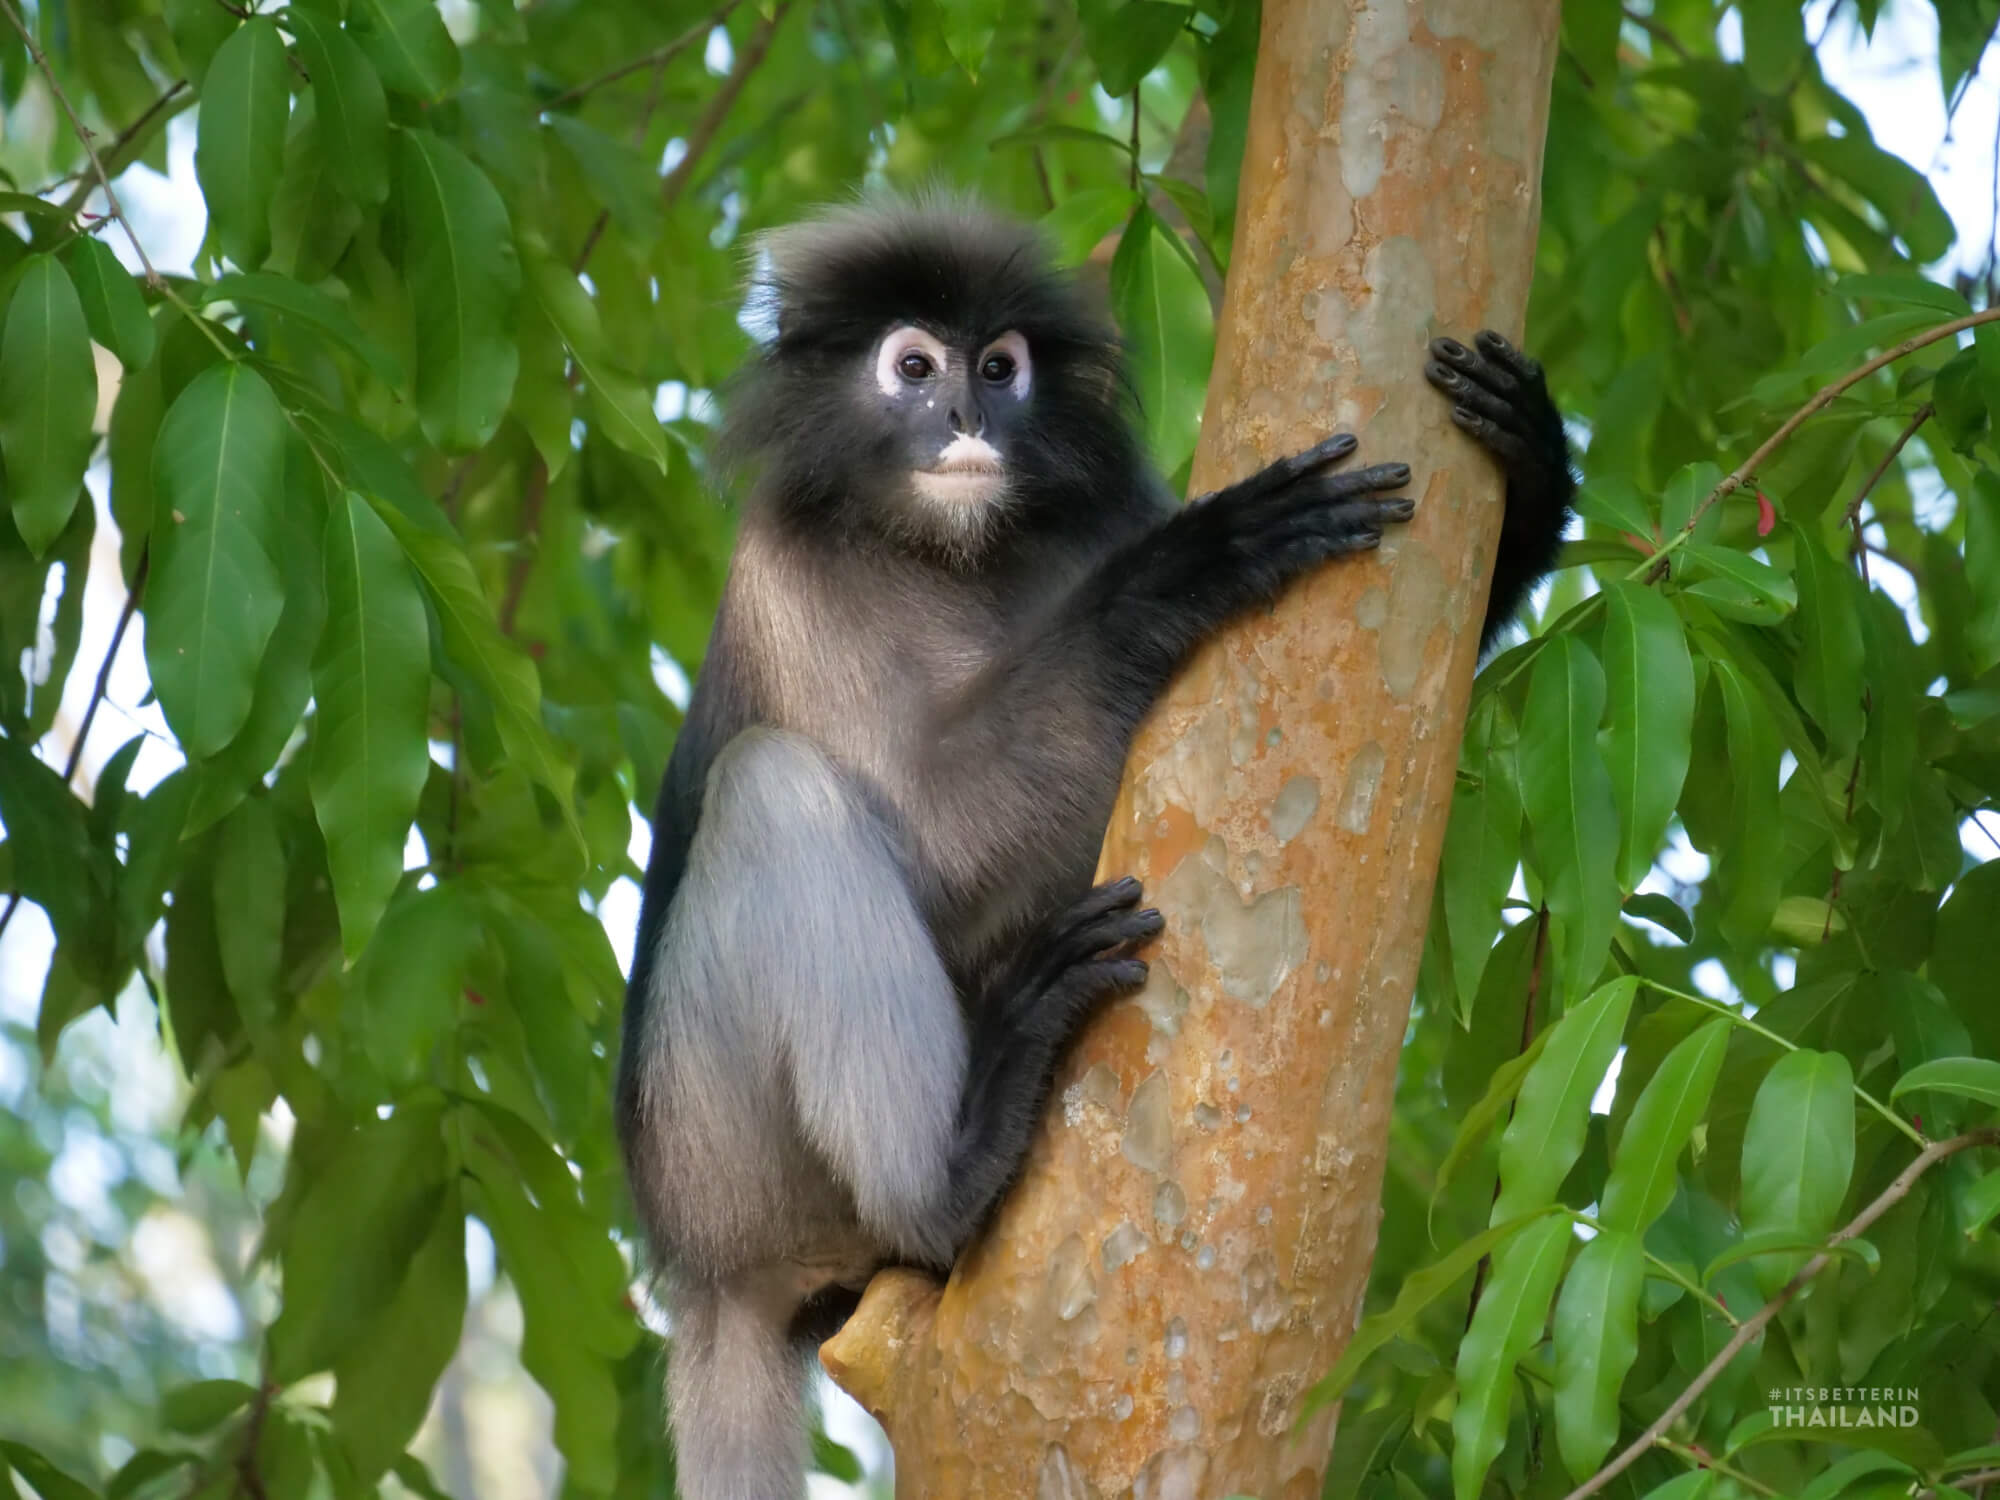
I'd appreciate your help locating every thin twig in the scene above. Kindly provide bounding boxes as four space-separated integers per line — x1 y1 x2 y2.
663 2 792 206
573 19 679 274
1622 5 1690 61
0 0 161 286
1636 307 2000 583
1841 401 1931 575
38 79 188 204
1128 88 1140 192
548 0 746 109
1562 1128 2000 1500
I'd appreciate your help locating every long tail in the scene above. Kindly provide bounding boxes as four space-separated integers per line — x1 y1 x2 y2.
668 1280 809 1500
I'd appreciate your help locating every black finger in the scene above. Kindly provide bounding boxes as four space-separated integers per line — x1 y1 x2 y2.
1451 405 1530 467
1429 335 1476 369
1430 364 1522 432
1474 329 1544 388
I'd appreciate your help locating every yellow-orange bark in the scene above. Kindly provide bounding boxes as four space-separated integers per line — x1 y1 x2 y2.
823 4 1561 1494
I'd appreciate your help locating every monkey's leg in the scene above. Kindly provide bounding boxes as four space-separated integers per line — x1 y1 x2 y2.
675 728 971 1269
938 878 1161 1251
1425 330 1576 646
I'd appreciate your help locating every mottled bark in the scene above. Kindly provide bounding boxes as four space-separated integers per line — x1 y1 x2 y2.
821 3 1561 1495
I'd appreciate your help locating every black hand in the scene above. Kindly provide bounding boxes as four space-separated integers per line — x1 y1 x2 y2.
1426 330 1575 649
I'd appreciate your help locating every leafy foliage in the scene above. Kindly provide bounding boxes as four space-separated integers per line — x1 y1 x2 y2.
0 0 1996 1497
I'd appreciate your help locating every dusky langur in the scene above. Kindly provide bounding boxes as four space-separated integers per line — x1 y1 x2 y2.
616 195 1575 1499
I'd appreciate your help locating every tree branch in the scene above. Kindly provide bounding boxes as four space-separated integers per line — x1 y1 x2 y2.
548 0 746 109
1841 401 1931 575
662 1 792 206
1 0 162 285
1562 1128 2000 1500
1640 307 2000 581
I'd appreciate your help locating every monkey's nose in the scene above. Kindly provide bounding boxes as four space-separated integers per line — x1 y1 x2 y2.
947 406 985 436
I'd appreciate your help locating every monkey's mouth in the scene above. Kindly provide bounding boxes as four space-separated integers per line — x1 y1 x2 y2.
913 456 1006 504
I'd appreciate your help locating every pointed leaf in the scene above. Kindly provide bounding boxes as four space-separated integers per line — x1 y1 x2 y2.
66 235 156 370
529 257 670 474
1518 636 1620 1001
1110 205 1211 477
146 363 287 757
1452 1216 1573 1500
1794 538 1866 755
1553 1228 1643 1480
1600 1018 1731 1234
204 272 404 390
0 256 97 553
1494 977 1638 1222
280 8 389 207
1603 583 1693 889
348 0 459 99
1891 1056 2000 1109
311 492 432 960
194 18 289 268
395 129 519 451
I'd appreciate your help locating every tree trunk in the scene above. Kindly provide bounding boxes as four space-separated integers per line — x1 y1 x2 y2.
821 4 1561 1494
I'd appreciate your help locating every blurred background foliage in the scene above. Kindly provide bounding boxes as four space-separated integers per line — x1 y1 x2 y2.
0 0 1998 1496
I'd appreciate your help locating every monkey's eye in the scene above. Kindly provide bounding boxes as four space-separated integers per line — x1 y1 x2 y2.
897 351 934 381
980 352 1016 384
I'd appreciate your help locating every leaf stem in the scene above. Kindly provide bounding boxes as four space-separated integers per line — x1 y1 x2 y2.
1562 1128 2000 1500
1636 979 1924 1146
547 0 747 109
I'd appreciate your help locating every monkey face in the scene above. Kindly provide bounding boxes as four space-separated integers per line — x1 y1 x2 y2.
867 323 1034 539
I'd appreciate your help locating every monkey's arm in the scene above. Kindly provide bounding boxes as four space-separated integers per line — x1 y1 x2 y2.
1424 330 1577 649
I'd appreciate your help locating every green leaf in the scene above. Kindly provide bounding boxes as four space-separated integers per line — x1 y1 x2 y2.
268 93 363 283
1441 698 1522 1005
1518 636 1620 1002
267 1100 449 1382
146 363 288 758
160 1378 257 1434
368 498 576 832
310 492 432 961
1701 1228 1877 1282
0 255 97 553
530 256 671 474
1079 0 1186 94
1622 892 1692 942
0 1443 98 1500
937 0 1001 75
0 736 114 955
1552 1228 1643 1480
1961 1167 2000 1236
1741 1049 1855 1291
546 115 660 245
1833 272 1969 316
1110 205 1212 477
348 0 460 99
1602 583 1693 889
1574 476 1656 541
1494 977 1637 1222
1451 1216 1573 1500
186 432 329 831
164 0 238 88
1039 186 1141 267
203 272 404 390
1681 543 1797 618
280 8 390 207
1660 461 1724 546
1891 1057 2000 1109
213 795 287 1021
1713 661 1785 947
394 129 520 451
355 882 478 1081
1802 135 1956 263
1302 1212 1549 1413
331 1181 467 1479
194 18 290 269
1599 1018 1730 1234
65 235 155 370
1794 538 1866 755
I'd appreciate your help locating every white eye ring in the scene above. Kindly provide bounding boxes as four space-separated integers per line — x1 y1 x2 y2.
875 325 950 396
977 332 1031 399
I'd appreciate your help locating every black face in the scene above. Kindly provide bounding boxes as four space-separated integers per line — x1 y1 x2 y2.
861 323 1035 553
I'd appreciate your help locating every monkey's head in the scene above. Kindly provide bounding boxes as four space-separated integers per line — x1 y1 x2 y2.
722 193 1143 564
